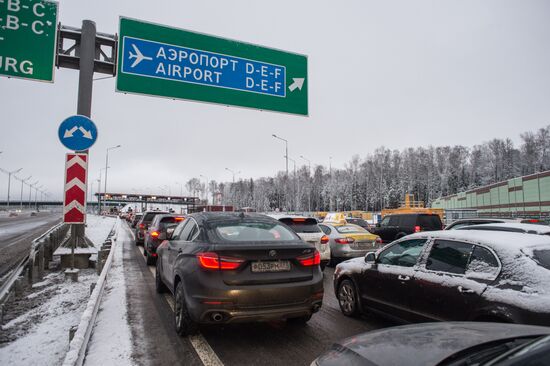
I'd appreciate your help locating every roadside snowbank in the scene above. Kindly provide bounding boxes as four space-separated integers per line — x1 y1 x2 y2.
84 220 133 366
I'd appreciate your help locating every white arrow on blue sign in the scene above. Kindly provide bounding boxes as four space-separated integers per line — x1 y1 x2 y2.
58 115 98 151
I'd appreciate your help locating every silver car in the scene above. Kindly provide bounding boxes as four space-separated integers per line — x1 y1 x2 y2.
318 223 383 264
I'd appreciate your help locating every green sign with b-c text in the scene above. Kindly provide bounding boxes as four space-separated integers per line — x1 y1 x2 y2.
117 17 308 116
0 0 58 82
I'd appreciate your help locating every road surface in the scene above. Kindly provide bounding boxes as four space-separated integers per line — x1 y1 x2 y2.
120 222 394 366
0 211 61 278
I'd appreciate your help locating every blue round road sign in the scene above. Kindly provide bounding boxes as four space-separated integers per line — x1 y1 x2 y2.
58 115 98 151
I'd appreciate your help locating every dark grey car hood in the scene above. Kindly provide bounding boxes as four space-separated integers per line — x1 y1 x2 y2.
314 322 550 366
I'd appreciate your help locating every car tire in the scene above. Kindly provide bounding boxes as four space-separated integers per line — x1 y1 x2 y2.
155 262 168 294
146 251 155 266
287 314 312 324
175 282 199 336
338 279 360 317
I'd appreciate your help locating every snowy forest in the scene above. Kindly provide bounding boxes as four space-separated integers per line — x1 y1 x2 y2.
185 125 550 212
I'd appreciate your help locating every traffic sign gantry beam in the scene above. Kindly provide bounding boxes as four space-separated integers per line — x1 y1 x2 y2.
56 25 117 76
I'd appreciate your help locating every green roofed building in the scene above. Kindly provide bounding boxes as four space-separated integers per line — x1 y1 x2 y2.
431 170 550 218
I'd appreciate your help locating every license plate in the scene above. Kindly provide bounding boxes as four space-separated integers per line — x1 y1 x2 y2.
251 260 291 273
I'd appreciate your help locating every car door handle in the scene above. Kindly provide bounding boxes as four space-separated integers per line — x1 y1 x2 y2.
458 286 475 294
397 275 411 281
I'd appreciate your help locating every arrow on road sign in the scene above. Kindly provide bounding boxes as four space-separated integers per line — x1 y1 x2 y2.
78 126 93 139
63 126 94 139
64 126 79 138
129 44 153 68
288 78 305 92
63 153 88 224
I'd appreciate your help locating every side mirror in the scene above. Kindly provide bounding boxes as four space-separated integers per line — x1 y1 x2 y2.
365 252 376 264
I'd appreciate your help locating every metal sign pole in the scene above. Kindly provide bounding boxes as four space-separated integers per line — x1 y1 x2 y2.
71 20 96 263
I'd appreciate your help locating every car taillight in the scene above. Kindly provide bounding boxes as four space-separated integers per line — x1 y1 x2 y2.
320 235 329 244
414 226 421 233
139 223 144 229
375 237 382 244
151 231 159 238
197 252 244 270
175 217 185 222
297 251 320 266
335 237 355 244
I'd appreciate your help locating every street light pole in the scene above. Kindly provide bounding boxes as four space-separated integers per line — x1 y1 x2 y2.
300 155 312 213
329 157 333 211
286 156 297 212
272 134 289 177
19 175 32 211
2 168 23 208
200 175 209 205
34 185 43 211
29 181 38 209
104 144 121 203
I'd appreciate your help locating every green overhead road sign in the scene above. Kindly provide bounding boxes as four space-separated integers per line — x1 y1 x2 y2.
117 17 308 116
0 0 58 82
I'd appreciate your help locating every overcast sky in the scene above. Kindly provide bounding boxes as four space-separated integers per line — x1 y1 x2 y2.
1 0 550 200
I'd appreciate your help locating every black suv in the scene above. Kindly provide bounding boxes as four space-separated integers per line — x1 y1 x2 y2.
371 213 442 243
135 210 169 245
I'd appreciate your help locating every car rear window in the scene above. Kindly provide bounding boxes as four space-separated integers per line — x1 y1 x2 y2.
348 219 369 227
279 218 321 233
159 216 185 229
418 215 442 230
397 215 416 227
335 225 368 234
143 212 167 223
532 250 550 270
211 221 299 243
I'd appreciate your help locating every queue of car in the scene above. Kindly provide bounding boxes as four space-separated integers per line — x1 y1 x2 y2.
124 210 550 365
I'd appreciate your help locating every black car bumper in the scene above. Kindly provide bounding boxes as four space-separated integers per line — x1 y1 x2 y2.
185 276 324 324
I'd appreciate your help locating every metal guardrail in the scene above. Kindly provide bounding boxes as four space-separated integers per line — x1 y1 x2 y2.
62 219 119 366
0 222 68 307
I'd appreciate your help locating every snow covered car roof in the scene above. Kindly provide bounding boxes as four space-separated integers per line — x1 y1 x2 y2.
457 222 550 235
405 229 550 252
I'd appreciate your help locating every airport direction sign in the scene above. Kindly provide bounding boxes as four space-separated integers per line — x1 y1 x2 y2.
117 17 308 116
0 0 58 82
58 115 98 151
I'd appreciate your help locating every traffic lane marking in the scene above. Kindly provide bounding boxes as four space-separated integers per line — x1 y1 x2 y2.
133 235 224 366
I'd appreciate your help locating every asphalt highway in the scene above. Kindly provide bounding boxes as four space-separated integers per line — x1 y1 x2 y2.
0 211 61 278
121 222 394 366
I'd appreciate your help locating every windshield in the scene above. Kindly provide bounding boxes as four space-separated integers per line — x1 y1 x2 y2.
279 218 321 233
335 225 368 234
210 221 299 243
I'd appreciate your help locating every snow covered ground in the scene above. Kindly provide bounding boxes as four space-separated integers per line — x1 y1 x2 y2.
54 215 116 256
84 219 133 366
0 215 117 366
0 270 98 365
